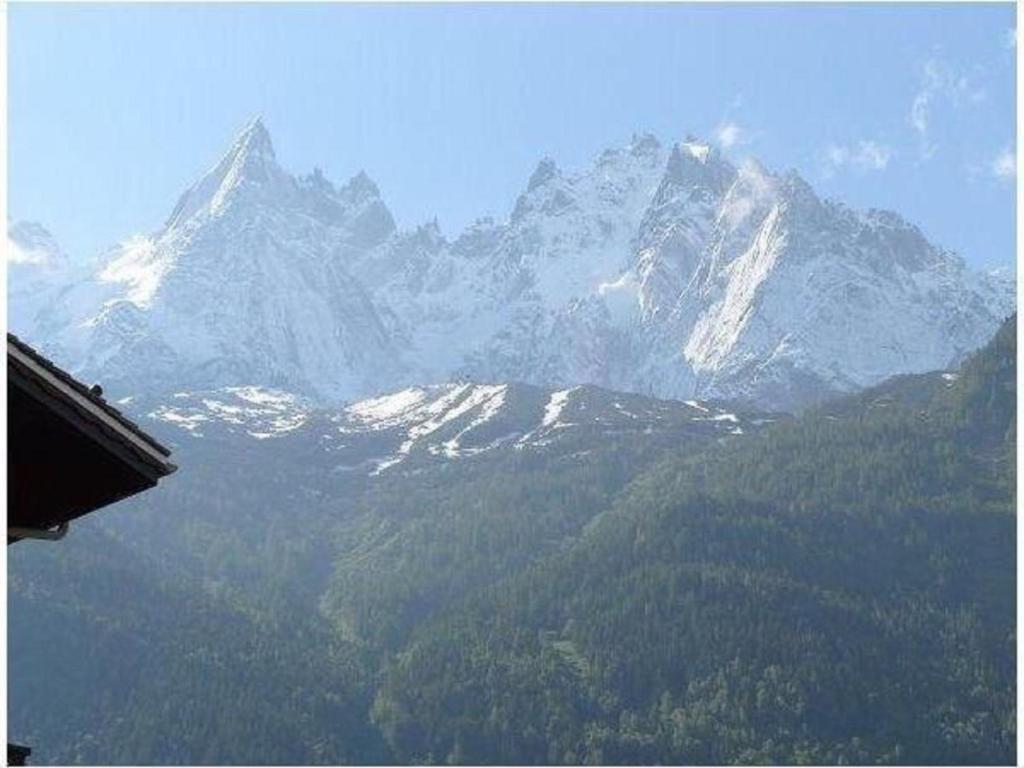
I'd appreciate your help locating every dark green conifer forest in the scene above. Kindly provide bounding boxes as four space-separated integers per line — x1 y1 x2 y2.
8 317 1016 765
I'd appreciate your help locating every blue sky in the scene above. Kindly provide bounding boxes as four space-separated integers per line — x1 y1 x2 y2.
8 2 1016 269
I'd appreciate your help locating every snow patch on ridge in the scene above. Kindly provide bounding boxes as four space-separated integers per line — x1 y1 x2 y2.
345 387 430 427
148 406 210 435
358 384 509 474
542 387 579 429
148 386 309 439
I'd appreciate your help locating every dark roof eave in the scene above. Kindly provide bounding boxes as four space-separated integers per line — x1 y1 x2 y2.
7 333 176 477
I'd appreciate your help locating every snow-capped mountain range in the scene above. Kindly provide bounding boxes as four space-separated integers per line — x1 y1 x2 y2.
8 118 1014 410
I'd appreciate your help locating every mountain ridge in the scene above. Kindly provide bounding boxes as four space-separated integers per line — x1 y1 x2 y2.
132 380 777 480
7 120 1014 410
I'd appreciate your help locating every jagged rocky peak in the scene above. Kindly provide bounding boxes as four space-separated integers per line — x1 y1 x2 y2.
300 166 387 210
339 170 383 203
778 168 815 197
229 115 276 164
527 157 560 192
298 166 380 204
680 134 713 161
776 169 824 216
629 132 662 156
303 166 333 193
657 138 736 198
203 115 280 190
512 157 574 223
664 144 700 187
639 136 733 236
7 120 1013 412
293 166 396 243
164 116 288 230
331 171 396 247
413 218 445 247
452 216 502 258
162 118 398 247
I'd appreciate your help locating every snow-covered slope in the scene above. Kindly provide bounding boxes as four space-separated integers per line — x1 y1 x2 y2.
9 119 1014 410
17 119 406 400
140 382 768 476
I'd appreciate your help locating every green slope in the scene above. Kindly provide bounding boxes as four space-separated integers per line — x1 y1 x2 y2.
8 318 1014 765
372 316 1016 765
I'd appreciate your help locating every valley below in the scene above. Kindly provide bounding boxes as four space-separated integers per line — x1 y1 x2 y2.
8 317 1016 764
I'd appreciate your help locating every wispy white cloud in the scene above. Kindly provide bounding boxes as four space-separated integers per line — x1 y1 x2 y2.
711 95 759 153
910 57 986 160
1004 27 1016 49
991 147 1016 180
715 121 743 150
822 140 893 177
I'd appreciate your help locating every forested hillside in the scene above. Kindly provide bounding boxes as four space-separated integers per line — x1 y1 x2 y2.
372 316 1016 765
10 384 754 764
8 318 1015 765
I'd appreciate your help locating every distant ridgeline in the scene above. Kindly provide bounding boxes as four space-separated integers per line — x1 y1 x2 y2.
8 316 1015 765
